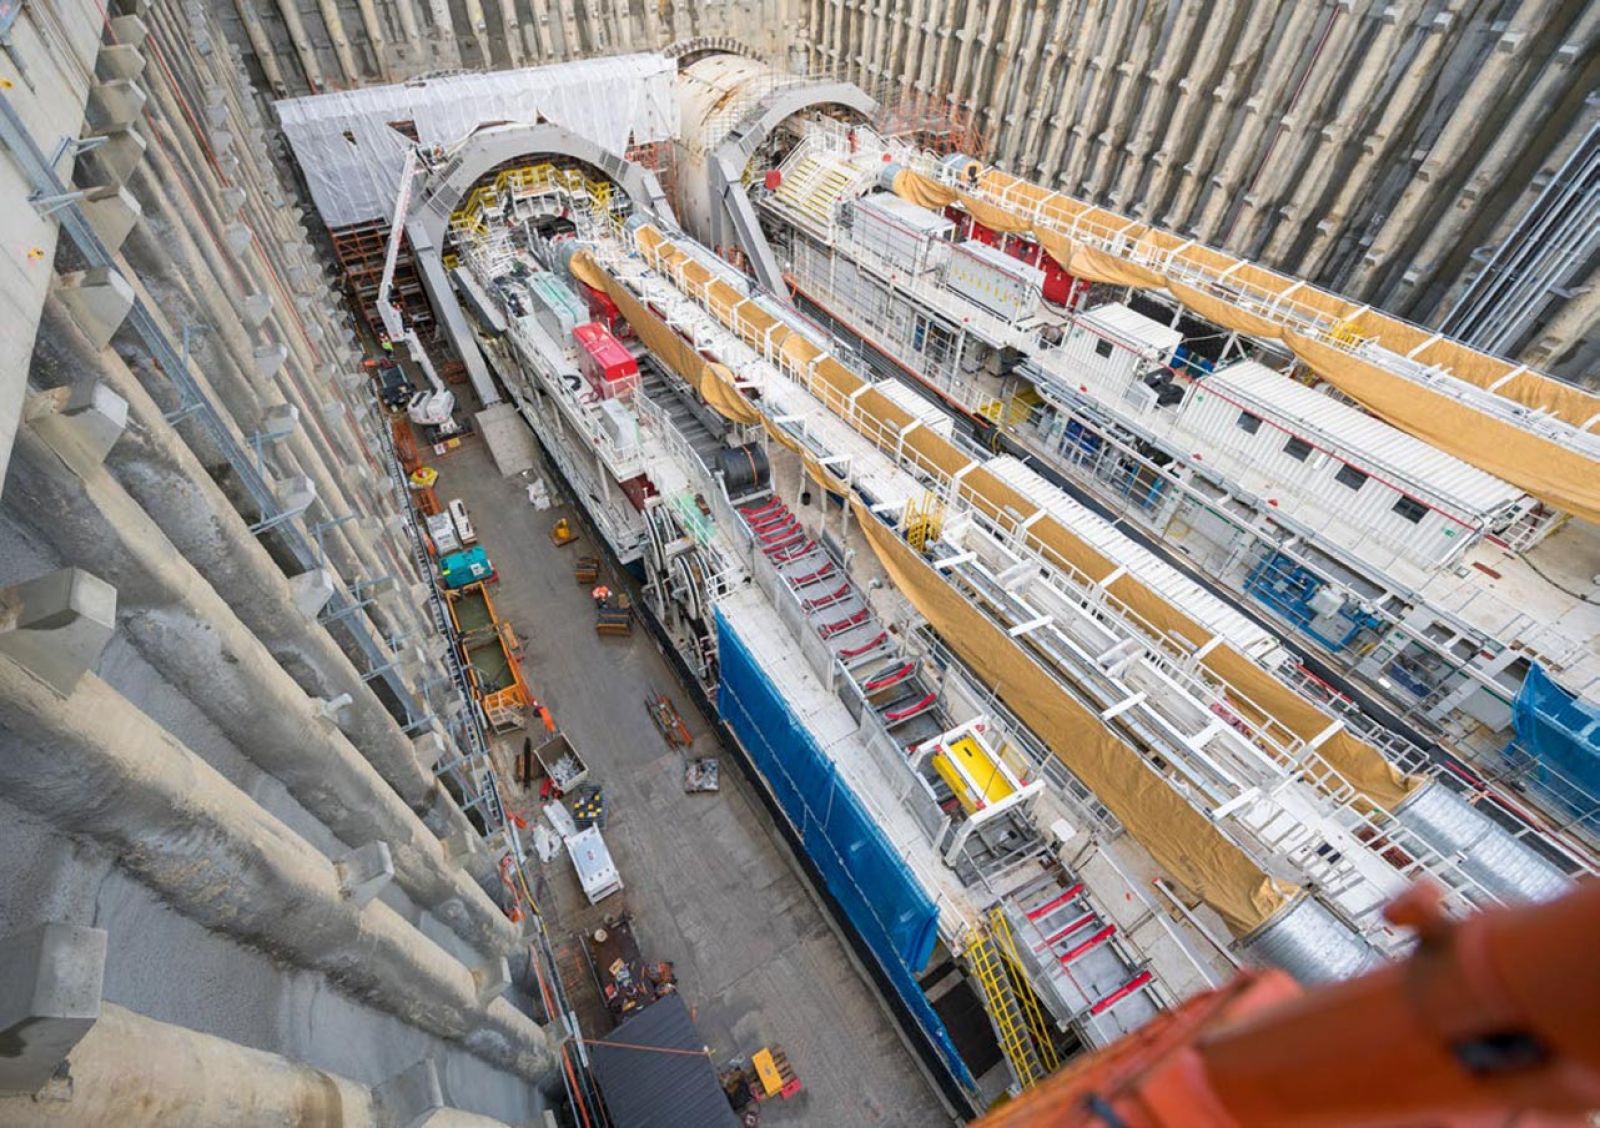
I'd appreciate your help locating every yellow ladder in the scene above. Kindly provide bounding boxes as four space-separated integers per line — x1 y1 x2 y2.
903 492 944 554
966 930 1047 1088
987 905 1060 1076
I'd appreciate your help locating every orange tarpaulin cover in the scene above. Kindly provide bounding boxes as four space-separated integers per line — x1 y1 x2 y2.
917 164 1600 510
854 498 1295 935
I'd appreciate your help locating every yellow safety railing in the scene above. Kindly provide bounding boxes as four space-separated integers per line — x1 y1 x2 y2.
987 906 1060 1075
904 491 944 554
449 163 621 240
966 928 1048 1088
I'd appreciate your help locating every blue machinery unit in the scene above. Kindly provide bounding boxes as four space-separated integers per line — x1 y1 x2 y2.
1245 551 1383 654
438 545 494 589
1507 664 1600 831
715 612 976 1094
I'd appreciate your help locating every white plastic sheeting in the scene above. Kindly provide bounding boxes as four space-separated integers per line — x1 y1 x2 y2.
277 54 678 227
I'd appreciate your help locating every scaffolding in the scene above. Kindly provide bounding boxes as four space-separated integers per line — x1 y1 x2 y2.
330 219 434 336
876 83 986 158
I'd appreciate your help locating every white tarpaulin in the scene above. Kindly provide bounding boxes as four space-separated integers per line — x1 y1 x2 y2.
276 54 678 228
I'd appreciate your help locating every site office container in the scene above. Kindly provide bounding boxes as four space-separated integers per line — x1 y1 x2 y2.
573 321 640 400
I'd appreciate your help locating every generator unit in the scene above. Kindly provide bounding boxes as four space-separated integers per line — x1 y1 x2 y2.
438 545 494 589
573 321 640 400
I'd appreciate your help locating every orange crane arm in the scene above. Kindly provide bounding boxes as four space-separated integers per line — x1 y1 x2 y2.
978 881 1600 1128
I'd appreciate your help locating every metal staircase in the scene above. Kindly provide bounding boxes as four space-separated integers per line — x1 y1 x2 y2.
904 492 944 554
967 916 1053 1089
987 905 1060 1076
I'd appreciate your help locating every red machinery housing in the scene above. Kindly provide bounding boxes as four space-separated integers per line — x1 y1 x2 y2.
577 281 631 340
572 321 639 400
1001 232 1088 308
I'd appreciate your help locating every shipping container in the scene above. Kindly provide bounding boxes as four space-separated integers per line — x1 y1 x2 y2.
943 239 1045 323
573 321 640 400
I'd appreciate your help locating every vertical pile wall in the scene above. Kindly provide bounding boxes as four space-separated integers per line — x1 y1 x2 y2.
800 0 1599 385
0 2 553 1123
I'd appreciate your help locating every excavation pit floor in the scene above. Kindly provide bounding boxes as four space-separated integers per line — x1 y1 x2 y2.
434 434 953 1126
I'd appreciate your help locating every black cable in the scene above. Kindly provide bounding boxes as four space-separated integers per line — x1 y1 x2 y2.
1514 549 1600 608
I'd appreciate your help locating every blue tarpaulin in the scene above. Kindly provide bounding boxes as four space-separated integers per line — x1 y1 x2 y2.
715 611 973 1089
1509 664 1600 821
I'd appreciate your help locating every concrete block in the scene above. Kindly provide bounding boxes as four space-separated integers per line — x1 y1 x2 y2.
241 291 272 328
0 924 106 1093
335 842 395 907
85 79 147 131
0 571 118 694
317 692 354 727
26 381 129 475
288 567 336 617
56 267 135 350
274 474 317 518
94 44 145 81
470 956 511 1006
221 185 247 214
253 341 289 381
82 127 146 185
79 184 142 254
373 1057 447 1128
412 729 448 772
223 223 252 256
107 13 148 43
258 403 299 443
408 581 433 612
441 830 480 864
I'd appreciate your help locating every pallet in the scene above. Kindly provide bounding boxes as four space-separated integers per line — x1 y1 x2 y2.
550 517 579 547
596 608 632 637
574 555 600 584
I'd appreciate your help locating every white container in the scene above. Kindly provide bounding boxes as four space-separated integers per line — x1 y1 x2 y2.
944 240 1044 323
426 512 461 555
566 825 623 905
850 193 955 276
448 498 477 545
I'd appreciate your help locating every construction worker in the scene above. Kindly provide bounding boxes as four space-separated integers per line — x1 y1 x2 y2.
591 583 612 609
